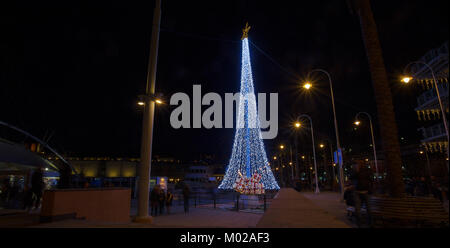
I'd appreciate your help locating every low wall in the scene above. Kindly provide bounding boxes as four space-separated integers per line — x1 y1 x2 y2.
41 188 131 223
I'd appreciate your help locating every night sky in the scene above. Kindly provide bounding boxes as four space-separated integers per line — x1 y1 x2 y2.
1 1 448 163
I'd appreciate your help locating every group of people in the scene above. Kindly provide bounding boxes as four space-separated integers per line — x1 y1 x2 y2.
0 168 45 211
405 176 448 202
149 183 191 216
150 185 174 216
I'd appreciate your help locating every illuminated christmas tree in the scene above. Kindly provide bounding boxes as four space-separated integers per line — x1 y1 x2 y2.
218 23 280 192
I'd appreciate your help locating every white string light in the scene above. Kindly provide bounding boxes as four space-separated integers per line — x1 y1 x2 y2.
219 38 280 191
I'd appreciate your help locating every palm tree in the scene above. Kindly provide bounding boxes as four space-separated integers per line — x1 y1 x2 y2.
347 0 405 197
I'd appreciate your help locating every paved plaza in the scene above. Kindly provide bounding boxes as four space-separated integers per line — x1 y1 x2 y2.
1 189 354 228
257 189 351 228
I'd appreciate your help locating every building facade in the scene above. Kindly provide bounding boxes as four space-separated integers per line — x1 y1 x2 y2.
412 42 449 154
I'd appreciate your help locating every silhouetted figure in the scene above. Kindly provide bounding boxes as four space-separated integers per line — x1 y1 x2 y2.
58 167 72 189
350 161 373 227
405 179 415 196
23 185 34 211
344 184 355 207
415 177 429 196
183 185 190 214
8 182 19 209
166 190 173 214
150 185 160 216
159 187 165 215
31 168 44 209
0 179 10 207
83 181 90 188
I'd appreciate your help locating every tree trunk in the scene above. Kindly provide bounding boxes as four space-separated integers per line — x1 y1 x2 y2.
352 0 405 197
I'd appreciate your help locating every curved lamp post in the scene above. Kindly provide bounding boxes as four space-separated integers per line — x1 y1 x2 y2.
304 69 343 197
295 114 319 194
354 112 379 181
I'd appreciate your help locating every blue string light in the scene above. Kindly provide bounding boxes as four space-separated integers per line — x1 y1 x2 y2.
219 38 280 191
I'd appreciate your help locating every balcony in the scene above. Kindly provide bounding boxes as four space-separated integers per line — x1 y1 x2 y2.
416 84 449 110
419 123 447 142
410 42 448 78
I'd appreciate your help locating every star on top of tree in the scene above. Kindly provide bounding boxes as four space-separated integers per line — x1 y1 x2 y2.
241 22 251 40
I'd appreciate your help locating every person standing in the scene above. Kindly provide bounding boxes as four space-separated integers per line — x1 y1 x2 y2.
350 160 373 227
31 168 44 210
182 184 190 214
0 179 10 207
166 190 173 214
23 185 34 212
150 185 160 216
158 186 165 215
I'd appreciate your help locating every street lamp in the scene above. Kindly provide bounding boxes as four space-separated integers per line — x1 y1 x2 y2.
279 145 285 187
354 112 379 181
403 61 449 166
304 69 343 197
322 139 337 190
135 0 162 224
401 77 413 84
293 122 302 180
296 114 320 194
303 82 312 90
138 94 164 106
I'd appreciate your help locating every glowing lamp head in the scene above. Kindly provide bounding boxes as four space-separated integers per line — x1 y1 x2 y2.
301 156 305 159
354 121 361 126
273 156 277 160
319 144 324 148
137 101 145 106
289 162 292 165
155 99 163 104
303 82 312 90
401 76 413 84
295 122 301 128
280 145 285 150
419 151 424 154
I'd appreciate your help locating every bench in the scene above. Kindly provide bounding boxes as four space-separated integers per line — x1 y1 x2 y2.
369 196 449 227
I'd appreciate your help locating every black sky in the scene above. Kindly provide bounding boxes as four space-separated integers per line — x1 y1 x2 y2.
1 0 448 162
